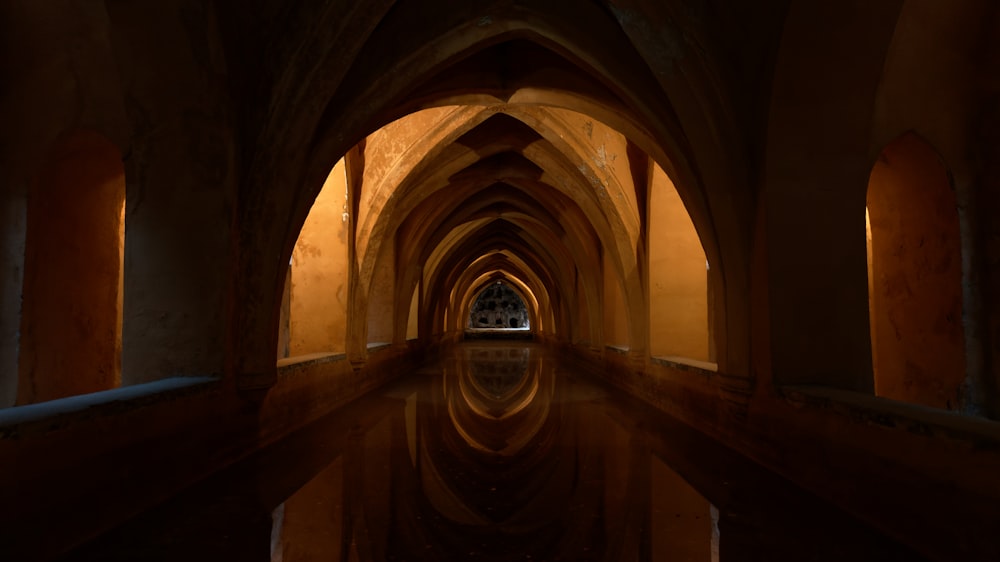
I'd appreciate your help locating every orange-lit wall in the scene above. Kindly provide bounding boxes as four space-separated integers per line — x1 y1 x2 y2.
867 135 965 409
289 159 350 356
366 240 395 344
648 165 710 361
603 252 629 348
17 131 124 404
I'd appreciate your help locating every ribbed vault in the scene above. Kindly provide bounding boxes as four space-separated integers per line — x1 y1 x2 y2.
342 102 654 350
237 0 749 387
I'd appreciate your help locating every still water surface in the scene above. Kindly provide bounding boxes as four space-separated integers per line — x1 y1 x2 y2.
66 342 926 561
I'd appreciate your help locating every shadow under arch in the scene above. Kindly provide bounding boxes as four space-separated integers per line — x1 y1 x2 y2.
762 0 906 390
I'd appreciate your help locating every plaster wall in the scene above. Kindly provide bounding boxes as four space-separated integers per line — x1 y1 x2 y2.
366 240 395 344
544 108 641 248
603 251 629 348
357 107 460 258
867 135 965 410
290 160 349 355
18 132 124 404
648 165 709 361
111 0 236 384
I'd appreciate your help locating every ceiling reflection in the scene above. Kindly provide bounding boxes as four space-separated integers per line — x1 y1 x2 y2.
64 343 929 562
449 345 547 456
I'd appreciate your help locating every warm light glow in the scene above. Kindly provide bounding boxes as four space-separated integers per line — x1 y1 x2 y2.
648 163 710 362
283 158 350 358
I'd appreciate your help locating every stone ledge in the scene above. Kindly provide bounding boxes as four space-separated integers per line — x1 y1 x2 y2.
276 352 347 370
651 355 718 373
0 376 218 438
780 384 1000 445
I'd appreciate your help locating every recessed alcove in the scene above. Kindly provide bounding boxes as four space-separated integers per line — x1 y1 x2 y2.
866 133 965 411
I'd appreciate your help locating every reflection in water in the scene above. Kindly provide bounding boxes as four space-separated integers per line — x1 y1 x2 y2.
65 343 927 562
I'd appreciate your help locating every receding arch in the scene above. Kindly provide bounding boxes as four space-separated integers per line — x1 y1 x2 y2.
236 7 744 386
439 247 553 337
17 130 125 404
866 132 966 410
351 104 668 361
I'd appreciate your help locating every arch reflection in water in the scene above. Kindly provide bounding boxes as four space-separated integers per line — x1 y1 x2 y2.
65 343 927 561
447 345 546 456
280 342 716 561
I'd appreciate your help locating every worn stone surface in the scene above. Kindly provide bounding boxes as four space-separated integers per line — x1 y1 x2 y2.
289 160 350 355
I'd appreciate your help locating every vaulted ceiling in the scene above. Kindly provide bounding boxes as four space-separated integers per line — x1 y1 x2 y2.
228 0 774 377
